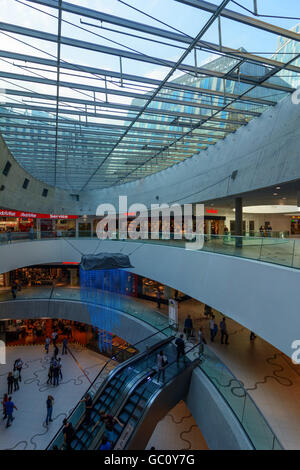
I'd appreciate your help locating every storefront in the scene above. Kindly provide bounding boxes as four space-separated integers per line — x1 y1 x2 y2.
291 216 300 235
11 266 71 287
0 213 35 233
0 318 138 361
0 209 78 238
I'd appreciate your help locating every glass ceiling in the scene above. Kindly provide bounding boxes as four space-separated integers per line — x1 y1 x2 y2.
0 0 300 191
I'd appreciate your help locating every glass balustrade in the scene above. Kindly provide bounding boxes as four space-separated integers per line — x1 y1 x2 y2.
0 231 299 270
199 346 283 450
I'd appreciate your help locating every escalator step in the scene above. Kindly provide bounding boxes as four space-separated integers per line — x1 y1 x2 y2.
124 403 135 414
129 395 140 405
119 411 130 423
114 423 123 434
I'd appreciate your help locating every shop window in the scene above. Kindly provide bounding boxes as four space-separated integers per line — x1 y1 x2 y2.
42 188 48 197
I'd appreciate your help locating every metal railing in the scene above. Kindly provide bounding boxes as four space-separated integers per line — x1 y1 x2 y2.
46 325 172 450
1 230 300 270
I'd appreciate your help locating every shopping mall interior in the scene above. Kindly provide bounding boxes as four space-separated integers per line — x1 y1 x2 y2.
0 0 300 453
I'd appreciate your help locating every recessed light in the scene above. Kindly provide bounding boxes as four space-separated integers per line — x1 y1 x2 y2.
276 186 281 190
282 197 287 200
273 193 278 196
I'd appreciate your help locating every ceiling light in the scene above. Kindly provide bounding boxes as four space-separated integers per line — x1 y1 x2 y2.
273 193 278 196
276 186 281 190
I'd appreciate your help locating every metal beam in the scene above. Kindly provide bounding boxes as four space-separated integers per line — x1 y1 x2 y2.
2 102 247 126
0 22 293 93
3 87 261 117
27 0 300 44
0 49 276 107
173 0 300 41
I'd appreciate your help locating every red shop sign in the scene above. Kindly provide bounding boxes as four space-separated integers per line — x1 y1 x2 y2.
0 209 78 220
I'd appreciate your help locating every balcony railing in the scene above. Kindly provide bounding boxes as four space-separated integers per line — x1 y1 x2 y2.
1 230 300 270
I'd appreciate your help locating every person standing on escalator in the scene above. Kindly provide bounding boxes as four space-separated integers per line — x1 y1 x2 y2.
157 350 168 383
175 334 186 363
80 393 93 426
92 410 123 444
63 418 75 450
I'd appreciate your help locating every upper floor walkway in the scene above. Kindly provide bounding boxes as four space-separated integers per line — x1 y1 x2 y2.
0 232 300 358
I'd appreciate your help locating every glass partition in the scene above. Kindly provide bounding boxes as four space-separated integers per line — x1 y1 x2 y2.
199 346 283 450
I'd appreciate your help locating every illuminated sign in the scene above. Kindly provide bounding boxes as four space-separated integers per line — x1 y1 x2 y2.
0 209 78 219
206 208 218 214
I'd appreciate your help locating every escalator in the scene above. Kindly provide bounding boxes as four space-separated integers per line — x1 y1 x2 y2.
46 327 174 450
70 335 175 450
88 342 200 450
47 328 199 451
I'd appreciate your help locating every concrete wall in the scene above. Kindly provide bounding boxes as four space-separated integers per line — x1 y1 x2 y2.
1 92 300 214
186 368 253 450
0 134 80 214
0 238 299 357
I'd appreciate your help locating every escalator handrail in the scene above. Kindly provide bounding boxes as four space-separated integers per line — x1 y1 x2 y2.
115 341 200 449
91 335 176 413
46 325 172 449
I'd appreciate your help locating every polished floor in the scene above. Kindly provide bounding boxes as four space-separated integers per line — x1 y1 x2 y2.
171 298 300 450
0 345 206 451
0 344 112 450
1 287 300 449
146 400 208 450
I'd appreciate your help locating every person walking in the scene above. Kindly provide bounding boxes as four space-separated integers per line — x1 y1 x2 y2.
175 334 186 363
220 318 229 345
15 358 23 382
5 397 17 428
29 226 34 241
209 314 216 342
67 325 72 339
7 229 12 244
62 337 68 355
57 358 63 380
156 290 161 309
198 327 207 357
52 330 58 346
45 336 51 354
259 226 264 237
54 344 59 359
157 350 168 383
80 393 93 425
53 364 60 387
2 393 8 420
13 369 20 391
45 395 54 425
184 315 193 339
11 282 17 299
47 365 53 385
7 372 14 395
63 419 75 450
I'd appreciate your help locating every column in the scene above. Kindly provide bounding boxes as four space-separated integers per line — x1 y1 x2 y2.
235 197 243 248
36 218 41 240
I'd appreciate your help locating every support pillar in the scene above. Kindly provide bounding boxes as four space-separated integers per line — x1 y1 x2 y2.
235 197 243 248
